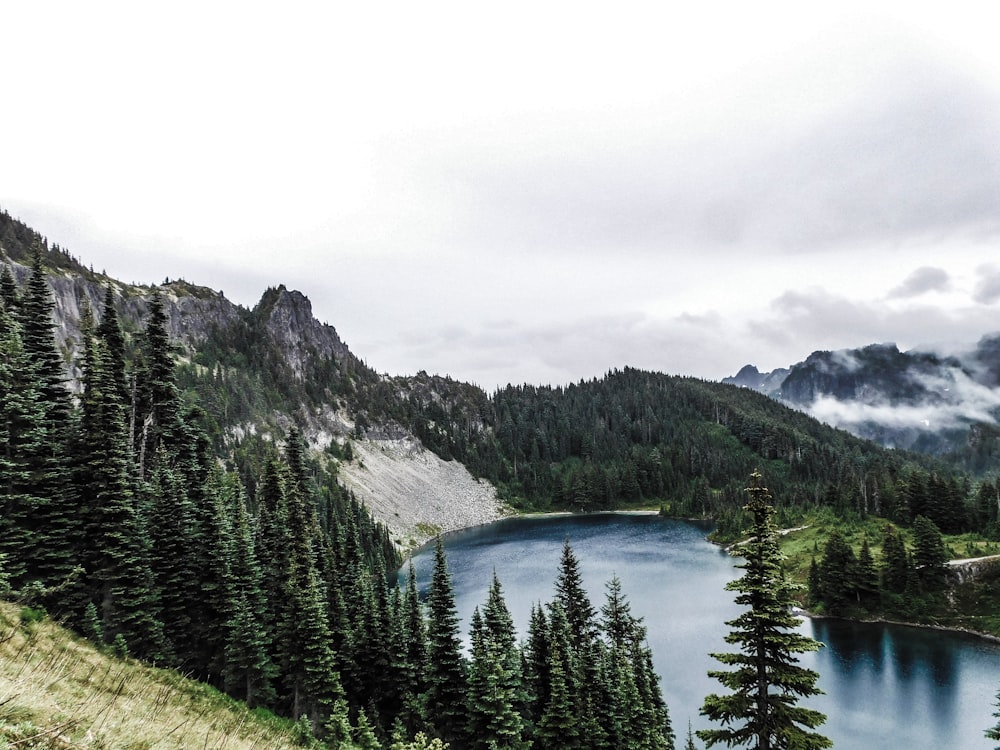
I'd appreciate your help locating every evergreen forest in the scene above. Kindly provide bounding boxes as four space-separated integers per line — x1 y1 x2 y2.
6 210 1000 747
0 244 674 747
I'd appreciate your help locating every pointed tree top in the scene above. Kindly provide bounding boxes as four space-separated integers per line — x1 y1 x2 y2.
744 469 773 513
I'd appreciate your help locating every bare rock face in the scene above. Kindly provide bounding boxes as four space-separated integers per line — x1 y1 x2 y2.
254 285 353 381
3 255 512 547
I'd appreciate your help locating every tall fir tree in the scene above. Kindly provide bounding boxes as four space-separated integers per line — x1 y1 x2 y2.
223 472 276 707
467 572 527 750
424 538 468 747
0 264 18 310
133 293 183 480
911 514 948 587
397 561 428 735
880 524 911 595
13 243 78 602
987 687 1000 749
699 471 831 750
817 529 857 615
554 539 598 649
0 303 46 589
536 602 581 750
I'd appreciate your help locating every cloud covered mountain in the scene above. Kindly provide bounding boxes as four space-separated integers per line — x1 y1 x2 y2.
725 338 1000 466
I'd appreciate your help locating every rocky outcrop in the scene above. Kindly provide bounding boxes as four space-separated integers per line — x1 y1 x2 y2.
254 285 354 381
947 554 1000 586
1 251 512 545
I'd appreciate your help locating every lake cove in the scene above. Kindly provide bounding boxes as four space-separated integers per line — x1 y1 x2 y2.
401 513 1000 750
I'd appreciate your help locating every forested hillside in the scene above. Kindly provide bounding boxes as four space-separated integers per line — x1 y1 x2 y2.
0 238 675 747
6 207 1000 745
400 369 991 541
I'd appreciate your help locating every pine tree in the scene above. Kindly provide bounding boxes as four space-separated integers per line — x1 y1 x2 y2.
95 285 129 406
856 538 879 606
223 474 276 707
133 293 182 479
467 572 527 750
0 303 46 589
75 319 166 659
685 720 699 750
912 514 948 587
424 538 468 746
817 529 857 614
146 462 198 666
554 539 597 649
536 603 581 750
397 561 428 734
13 244 78 603
0 264 17 310
987 686 1000 749
522 602 549 739
880 524 910 595
699 471 831 750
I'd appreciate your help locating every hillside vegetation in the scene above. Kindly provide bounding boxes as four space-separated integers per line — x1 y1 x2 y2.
0 600 303 749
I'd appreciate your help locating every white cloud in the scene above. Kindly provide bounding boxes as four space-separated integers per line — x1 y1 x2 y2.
3 4 1000 389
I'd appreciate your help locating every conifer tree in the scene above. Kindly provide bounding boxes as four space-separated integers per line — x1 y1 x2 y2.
146 462 194 664
554 539 597 649
536 602 581 750
467 573 527 750
224 474 275 707
987 687 1000 749
424 538 468 746
856 538 879 605
880 524 910 595
95 285 128 406
685 720 699 750
0 304 46 589
522 602 549 738
0 264 17 309
74 317 166 659
912 514 947 586
817 529 857 614
699 471 830 750
133 293 182 479
13 244 78 601
397 561 428 734
281 561 344 732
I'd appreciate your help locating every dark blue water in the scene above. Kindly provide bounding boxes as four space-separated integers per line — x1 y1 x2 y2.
400 513 1000 749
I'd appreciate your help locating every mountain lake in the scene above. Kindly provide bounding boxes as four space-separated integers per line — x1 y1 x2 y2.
400 513 1000 749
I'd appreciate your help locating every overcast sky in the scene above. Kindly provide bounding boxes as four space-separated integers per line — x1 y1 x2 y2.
3 3 1000 390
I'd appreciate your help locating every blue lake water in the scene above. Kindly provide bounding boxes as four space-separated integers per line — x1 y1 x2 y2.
400 513 1000 749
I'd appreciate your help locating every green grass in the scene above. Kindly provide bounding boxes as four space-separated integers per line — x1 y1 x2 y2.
0 600 303 749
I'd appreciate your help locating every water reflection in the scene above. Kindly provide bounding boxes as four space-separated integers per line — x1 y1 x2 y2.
406 514 1000 750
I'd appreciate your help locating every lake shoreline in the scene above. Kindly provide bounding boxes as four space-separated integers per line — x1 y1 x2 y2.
411 510 1000 646
797 610 1000 645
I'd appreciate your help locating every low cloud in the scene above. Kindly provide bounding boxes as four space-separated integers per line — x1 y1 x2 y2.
888 267 950 299
974 265 1000 305
806 366 1000 434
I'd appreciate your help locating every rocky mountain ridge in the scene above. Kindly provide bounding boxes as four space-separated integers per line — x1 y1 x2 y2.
0 219 510 549
725 338 1000 467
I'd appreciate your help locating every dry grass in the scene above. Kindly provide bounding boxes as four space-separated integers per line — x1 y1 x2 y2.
0 601 300 749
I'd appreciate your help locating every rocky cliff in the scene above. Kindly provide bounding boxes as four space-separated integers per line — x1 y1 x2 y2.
1 229 510 549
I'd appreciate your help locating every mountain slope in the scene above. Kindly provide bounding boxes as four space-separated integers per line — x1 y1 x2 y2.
0 207 973 543
0 210 510 549
0 600 303 749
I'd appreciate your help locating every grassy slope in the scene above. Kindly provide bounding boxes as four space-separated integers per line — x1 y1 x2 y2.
0 601 302 750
